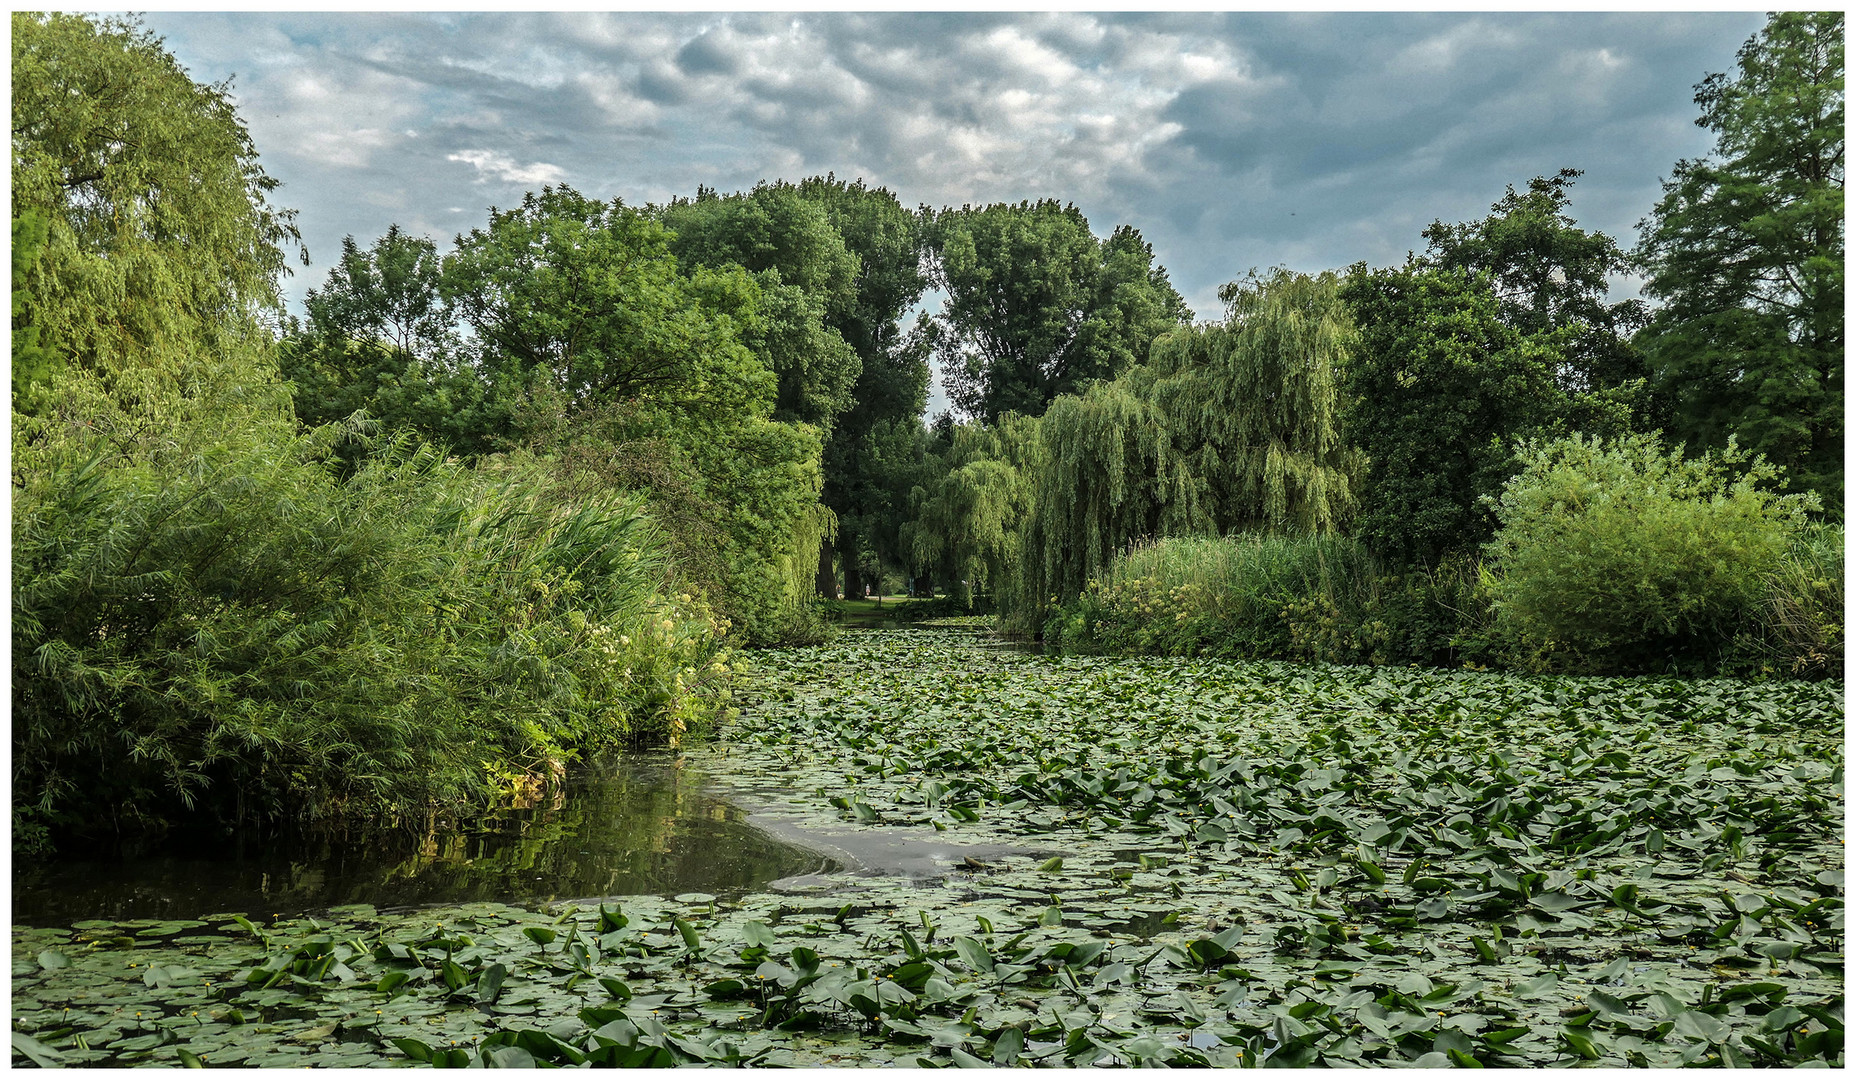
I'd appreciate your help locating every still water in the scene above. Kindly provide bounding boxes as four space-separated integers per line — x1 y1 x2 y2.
11 754 834 927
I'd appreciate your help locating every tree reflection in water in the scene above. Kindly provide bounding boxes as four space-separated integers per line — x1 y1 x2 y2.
13 754 831 925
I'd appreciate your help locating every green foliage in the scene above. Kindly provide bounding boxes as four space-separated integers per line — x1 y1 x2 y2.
1421 169 1650 431
903 414 1042 616
659 183 863 432
1635 12 1844 506
1761 522 1844 678
13 420 730 847
510 391 828 647
10 12 300 395
11 212 57 412
1339 263 1564 565
927 200 1189 423
1484 433 1817 673
1047 535 1486 668
795 176 934 599
1021 269 1362 622
278 228 502 458
444 185 772 424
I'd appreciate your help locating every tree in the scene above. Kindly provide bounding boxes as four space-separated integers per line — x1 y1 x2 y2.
1339 263 1565 565
10 13 300 384
12 212 56 412
1021 269 1362 616
1635 12 1844 505
1422 169 1649 425
927 200 1189 424
904 413 1042 613
659 183 862 432
277 228 499 457
442 186 772 424
795 176 934 599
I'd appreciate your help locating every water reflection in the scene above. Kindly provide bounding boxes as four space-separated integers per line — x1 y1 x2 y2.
12 754 833 926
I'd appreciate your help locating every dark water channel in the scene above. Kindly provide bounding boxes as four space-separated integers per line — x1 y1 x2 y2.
11 754 834 927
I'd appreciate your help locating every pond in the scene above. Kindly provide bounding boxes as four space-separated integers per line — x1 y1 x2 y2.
9 629 1845 1068
11 755 835 927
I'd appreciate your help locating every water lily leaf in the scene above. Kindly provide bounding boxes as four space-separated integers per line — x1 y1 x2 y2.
12 1032 66 1068
36 950 69 971
953 937 994 974
1514 973 1558 998
1038 856 1064 872
1674 1010 1728 1044
1560 1028 1603 1060
142 964 197 989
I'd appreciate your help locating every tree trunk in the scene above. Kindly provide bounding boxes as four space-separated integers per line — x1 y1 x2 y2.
838 530 863 600
815 539 837 600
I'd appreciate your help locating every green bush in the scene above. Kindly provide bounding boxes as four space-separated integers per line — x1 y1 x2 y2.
1759 521 1843 678
1483 433 1816 673
1047 534 1492 667
13 423 731 852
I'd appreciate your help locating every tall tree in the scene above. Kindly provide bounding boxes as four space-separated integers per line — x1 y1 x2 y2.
927 200 1189 425
1422 169 1649 424
277 228 498 456
1339 263 1565 565
1022 269 1361 615
1635 12 1844 504
11 12 302 455
793 176 933 598
659 183 862 431
443 186 771 425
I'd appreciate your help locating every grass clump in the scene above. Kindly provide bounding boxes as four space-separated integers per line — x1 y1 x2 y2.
1047 534 1485 667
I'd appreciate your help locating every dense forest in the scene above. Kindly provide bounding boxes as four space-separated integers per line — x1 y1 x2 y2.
12 12 1842 852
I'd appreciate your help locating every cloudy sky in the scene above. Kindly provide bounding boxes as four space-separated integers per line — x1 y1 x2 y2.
143 11 1763 411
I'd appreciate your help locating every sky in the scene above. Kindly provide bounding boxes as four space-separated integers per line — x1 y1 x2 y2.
141 11 1765 415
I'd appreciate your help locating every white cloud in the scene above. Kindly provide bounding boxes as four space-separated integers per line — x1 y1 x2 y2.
447 149 567 186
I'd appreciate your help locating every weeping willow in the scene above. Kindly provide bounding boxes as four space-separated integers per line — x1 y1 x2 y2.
902 413 1041 613
1020 268 1363 621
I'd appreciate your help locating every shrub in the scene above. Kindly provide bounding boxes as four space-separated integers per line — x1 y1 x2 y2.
1048 533 1489 667
13 424 731 852
1483 433 1816 673
1760 521 1843 677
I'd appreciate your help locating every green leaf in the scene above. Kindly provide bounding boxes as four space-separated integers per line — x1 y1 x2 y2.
1560 1028 1603 1060
12 1033 66 1068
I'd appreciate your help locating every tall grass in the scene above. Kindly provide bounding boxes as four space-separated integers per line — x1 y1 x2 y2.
1045 534 1489 666
13 427 732 854
1761 522 1844 677
1045 525 1842 678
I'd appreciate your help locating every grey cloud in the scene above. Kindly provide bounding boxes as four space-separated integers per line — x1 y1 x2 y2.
143 10 1765 331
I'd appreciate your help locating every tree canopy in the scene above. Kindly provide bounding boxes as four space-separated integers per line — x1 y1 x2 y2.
926 200 1189 425
1016 269 1361 618
1422 169 1649 418
1635 11 1844 505
444 186 773 425
11 13 300 383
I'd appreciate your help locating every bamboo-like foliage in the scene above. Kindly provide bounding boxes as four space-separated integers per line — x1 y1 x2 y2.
12 424 734 848
1019 269 1363 621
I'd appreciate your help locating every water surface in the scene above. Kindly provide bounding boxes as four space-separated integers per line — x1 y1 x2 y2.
12 754 833 926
